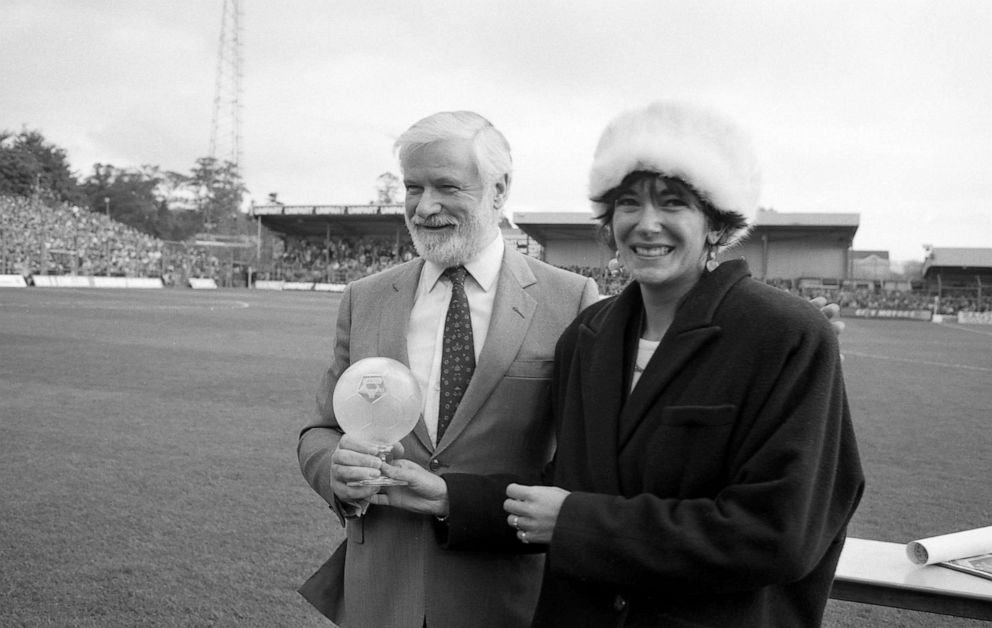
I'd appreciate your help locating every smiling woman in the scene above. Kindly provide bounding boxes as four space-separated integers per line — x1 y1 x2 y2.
593 173 727 340
586 101 756 340
495 100 863 627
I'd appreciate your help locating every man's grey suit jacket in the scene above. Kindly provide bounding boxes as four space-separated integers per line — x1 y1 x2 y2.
298 247 599 628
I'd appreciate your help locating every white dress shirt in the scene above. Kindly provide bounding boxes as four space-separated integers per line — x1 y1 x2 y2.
407 235 504 445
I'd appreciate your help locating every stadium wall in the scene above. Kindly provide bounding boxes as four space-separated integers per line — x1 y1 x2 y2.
254 280 346 293
543 239 612 267
958 311 992 325
31 276 163 289
851 308 932 321
732 234 849 280
0 274 28 288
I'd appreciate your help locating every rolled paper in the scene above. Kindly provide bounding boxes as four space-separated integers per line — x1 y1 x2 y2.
906 525 992 565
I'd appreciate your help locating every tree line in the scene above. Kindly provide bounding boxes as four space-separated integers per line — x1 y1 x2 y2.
0 128 249 242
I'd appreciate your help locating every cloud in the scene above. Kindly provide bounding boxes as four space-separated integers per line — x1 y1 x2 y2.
2 0 990 261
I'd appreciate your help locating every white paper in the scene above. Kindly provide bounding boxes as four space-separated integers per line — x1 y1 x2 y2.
906 525 992 565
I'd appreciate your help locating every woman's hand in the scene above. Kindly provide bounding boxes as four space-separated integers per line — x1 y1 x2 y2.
504 483 570 545
372 459 450 517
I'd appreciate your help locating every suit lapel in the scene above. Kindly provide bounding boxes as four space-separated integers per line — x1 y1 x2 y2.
435 249 536 452
375 260 433 450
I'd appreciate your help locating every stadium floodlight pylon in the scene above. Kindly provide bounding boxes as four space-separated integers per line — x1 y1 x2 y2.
209 0 243 175
206 0 244 234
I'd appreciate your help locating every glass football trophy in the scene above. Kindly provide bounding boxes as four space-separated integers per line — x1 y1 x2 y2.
332 356 423 487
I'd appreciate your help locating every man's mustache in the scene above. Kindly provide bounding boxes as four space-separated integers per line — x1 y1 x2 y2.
410 216 458 228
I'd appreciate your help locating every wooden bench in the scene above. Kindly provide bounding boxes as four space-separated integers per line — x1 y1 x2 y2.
831 538 992 620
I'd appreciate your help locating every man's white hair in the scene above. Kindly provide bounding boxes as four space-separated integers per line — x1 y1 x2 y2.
395 111 513 186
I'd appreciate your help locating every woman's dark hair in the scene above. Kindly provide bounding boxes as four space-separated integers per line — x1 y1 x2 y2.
591 171 748 250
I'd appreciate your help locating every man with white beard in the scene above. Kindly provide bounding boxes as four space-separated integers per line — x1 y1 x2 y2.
297 111 600 628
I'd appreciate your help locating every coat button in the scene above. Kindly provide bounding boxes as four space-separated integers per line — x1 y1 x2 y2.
613 594 627 612
428 458 441 472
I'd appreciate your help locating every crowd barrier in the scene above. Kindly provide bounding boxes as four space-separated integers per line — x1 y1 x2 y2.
188 278 219 290
957 311 992 325
285 281 319 291
852 308 932 321
31 275 163 289
8 276 345 292
253 280 346 293
0 274 29 288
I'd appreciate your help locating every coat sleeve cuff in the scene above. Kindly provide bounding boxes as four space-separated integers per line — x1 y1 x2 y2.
331 495 370 527
439 473 544 554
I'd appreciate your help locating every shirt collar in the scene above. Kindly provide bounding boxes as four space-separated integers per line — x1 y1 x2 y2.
423 234 504 293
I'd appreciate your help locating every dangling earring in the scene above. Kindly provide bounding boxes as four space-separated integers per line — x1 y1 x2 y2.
705 248 719 272
705 234 720 272
607 252 624 276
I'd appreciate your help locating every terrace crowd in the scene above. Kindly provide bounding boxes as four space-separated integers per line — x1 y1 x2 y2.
269 236 417 283
0 196 229 286
3 196 989 313
1 196 166 278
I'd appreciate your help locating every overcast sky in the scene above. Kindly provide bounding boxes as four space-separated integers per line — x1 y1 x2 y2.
3 0 990 261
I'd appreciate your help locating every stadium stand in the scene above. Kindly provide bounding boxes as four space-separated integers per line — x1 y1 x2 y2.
264 236 416 284
0 195 241 287
923 247 992 313
1 195 165 279
5 194 989 316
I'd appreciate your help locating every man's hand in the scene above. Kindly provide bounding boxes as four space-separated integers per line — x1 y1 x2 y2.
810 296 845 337
373 459 450 517
329 433 403 502
504 483 570 545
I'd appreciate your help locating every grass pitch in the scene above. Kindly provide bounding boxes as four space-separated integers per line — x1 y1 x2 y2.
1 287 990 627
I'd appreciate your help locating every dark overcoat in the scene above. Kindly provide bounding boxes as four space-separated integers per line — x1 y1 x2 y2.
445 260 864 627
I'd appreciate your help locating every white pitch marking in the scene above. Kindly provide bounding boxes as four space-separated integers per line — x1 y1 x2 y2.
844 350 992 373
939 323 992 338
0 300 250 310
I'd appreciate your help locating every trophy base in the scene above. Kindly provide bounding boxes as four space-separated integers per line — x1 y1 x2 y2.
347 478 409 487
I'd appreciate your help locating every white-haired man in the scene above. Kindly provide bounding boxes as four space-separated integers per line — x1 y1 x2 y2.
297 111 600 628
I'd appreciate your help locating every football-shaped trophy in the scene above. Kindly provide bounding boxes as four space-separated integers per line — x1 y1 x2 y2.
332 357 423 486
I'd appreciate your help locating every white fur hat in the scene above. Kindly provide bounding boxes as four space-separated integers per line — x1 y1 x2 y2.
588 100 761 244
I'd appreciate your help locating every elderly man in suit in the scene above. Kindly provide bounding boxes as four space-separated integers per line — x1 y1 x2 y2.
297 110 601 628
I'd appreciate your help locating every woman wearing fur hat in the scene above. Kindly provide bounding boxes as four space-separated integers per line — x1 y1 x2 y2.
383 100 864 627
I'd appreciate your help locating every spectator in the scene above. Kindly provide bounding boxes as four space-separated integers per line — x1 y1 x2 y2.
0 195 165 278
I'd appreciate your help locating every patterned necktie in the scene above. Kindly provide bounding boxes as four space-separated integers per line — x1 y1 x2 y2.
437 266 475 442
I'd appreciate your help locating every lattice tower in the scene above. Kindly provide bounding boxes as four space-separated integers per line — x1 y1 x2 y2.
209 0 243 169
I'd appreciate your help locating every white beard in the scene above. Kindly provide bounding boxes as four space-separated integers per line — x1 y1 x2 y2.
406 210 498 267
